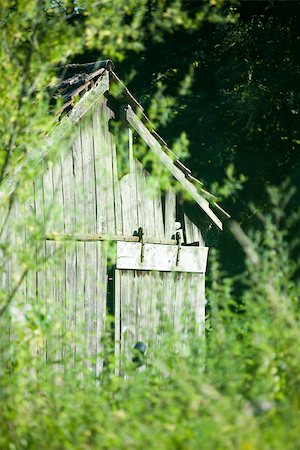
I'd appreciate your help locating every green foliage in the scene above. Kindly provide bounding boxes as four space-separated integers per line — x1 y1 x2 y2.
1 186 300 449
1 2 300 449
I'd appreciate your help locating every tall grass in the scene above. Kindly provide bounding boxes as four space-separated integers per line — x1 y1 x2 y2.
1 186 300 450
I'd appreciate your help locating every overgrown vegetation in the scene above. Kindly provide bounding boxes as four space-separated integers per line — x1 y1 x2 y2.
1 187 300 449
1 1 300 449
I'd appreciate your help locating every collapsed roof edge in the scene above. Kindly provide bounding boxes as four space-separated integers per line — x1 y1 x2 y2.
56 60 230 229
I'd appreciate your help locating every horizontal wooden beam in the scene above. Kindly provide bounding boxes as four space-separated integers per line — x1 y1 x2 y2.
125 105 223 230
44 232 178 245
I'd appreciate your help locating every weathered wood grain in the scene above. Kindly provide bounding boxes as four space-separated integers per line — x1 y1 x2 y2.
110 133 123 234
84 241 97 372
92 102 107 233
68 71 109 124
117 242 208 273
120 173 139 236
72 126 85 233
164 190 176 239
134 162 155 237
80 115 97 233
119 270 135 366
184 213 205 246
114 268 121 374
95 241 107 376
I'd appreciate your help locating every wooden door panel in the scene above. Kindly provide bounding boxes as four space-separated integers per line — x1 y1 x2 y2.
114 268 205 368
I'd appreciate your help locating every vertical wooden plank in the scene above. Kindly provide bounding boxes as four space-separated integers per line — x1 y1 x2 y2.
120 270 136 366
158 271 171 348
181 274 190 352
55 242 65 369
43 167 55 362
84 241 97 373
173 273 181 336
24 182 38 363
34 175 47 363
92 101 108 233
51 159 65 369
72 127 85 233
74 241 86 368
135 166 155 237
134 271 145 345
135 162 146 234
153 194 164 238
61 146 76 367
184 214 205 246
96 241 107 376
154 271 165 348
146 271 160 357
71 127 86 367
128 128 134 174
114 268 121 374
64 241 76 366
44 240 57 364
110 133 123 235
164 190 176 239
80 114 98 373
52 158 65 233
120 173 138 236
80 115 97 233
102 102 115 235
190 273 205 335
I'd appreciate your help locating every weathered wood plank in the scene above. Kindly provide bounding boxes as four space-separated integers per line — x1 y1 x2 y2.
173 273 185 349
59 146 76 366
44 232 176 245
74 241 86 367
101 100 115 234
33 176 47 363
95 241 107 376
72 126 85 233
128 128 134 174
56 243 66 369
84 241 98 372
110 133 123 234
184 213 205 246
114 268 121 374
92 102 107 233
80 115 97 233
191 273 205 335
64 241 77 367
134 162 155 237
164 190 176 239
116 242 208 273
43 167 55 362
24 183 38 363
120 173 138 236
153 194 164 239
51 156 65 233
120 270 135 365
68 71 109 124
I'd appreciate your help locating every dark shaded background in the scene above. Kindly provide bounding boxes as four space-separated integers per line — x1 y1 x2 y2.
75 1 300 275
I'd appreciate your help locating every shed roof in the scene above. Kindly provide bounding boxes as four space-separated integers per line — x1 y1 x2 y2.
55 59 229 229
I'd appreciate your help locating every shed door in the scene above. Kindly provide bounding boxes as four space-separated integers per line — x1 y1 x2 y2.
114 241 208 366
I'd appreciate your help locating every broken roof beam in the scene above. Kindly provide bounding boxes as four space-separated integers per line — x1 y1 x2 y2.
125 105 223 230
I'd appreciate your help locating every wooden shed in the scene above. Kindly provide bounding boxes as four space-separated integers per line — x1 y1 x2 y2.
2 60 228 373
